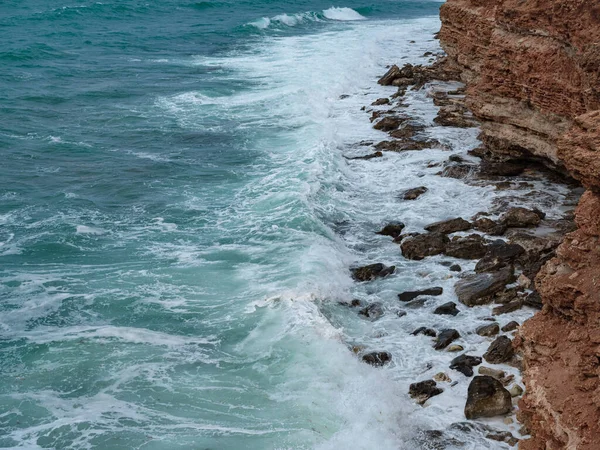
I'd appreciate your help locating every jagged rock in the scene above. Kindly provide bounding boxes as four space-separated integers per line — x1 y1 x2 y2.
433 301 460 316
409 380 444 405
492 299 523 315
449 264 462 272
358 302 384 321
398 287 443 302
523 290 543 309
434 329 460 350
401 233 449 260
479 160 526 176
445 234 488 259
473 217 507 236
455 267 515 306
376 221 405 238
434 372 452 383
374 116 406 132
377 65 401 86
371 97 390 106
345 151 383 160
476 323 500 337
501 321 519 332
500 207 544 228
450 354 482 377
424 217 472 234
412 327 437 337
475 241 525 273
478 366 505 379
440 163 476 179
351 263 396 281
402 186 428 200
465 376 512 419
362 351 392 367
486 431 519 447
483 336 515 364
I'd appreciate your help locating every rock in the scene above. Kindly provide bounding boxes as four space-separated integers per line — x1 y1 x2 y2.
523 290 543 309
517 274 532 289
440 163 476 179
400 233 448 260
434 329 460 350
492 300 523 315
358 302 384 321
455 267 515 306
434 106 479 128
486 431 519 447
473 217 507 236
483 336 515 364
350 299 363 307
447 345 464 352
450 354 482 377
402 186 428 200
476 323 500 337
445 234 488 259
362 351 392 367
434 372 452 383
396 310 407 318
351 263 396 281
509 384 524 397
376 221 405 238
479 160 526 176
409 380 444 405
412 327 437 337
377 65 401 86
449 264 462 272
371 97 390 106
433 301 460 316
345 151 383 160
474 241 525 273
405 298 427 309
373 116 406 132
464 376 512 419
500 207 544 228
398 287 443 302
424 217 472 234
501 321 519 332
478 366 505 379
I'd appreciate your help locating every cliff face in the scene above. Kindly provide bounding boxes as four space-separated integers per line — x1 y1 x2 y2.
439 1 600 448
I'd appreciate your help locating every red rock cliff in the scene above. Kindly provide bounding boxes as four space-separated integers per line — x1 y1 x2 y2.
439 1 600 448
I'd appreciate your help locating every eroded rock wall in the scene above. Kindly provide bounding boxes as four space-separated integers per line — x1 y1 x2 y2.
439 1 600 448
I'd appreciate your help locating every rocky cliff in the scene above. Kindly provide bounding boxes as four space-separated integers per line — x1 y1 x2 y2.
439 1 600 448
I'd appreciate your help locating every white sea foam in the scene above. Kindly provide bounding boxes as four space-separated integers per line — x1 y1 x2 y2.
76 225 105 235
322 6 365 21
246 7 362 30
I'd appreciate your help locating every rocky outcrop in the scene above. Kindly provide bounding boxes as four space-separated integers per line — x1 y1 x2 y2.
439 0 600 448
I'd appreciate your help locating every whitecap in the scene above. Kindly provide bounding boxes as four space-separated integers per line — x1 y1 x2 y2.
75 225 105 235
322 7 365 21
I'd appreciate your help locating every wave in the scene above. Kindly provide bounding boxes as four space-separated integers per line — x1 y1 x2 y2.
246 7 365 30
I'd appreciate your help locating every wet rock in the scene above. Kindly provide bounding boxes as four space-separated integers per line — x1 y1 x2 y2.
487 431 519 447
492 299 523 315
389 122 425 139
448 154 466 163
373 116 406 132
472 217 507 236
449 264 462 272
424 217 471 234
479 160 526 177
509 384 524 397
478 366 505 379
445 234 488 259
523 290 543 309
476 323 500 337
378 64 401 86
434 329 460 350
455 267 515 306
398 287 443 302
396 310 407 318
447 344 464 352
434 372 452 383
351 263 396 281
508 232 560 279
358 302 384 321
345 151 383 160
474 242 525 273
409 380 444 405
362 351 392 367
371 97 390 106
412 327 437 337
500 207 544 228
450 354 482 377
350 299 364 307
376 221 406 238
493 286 522 304
402 186 428 200
483 336 515 364
405 298 427 309
440 163 476 179
434 106 479 128
464 376 512 419
433 301 460 316
400 233 449 260
501 321 519 332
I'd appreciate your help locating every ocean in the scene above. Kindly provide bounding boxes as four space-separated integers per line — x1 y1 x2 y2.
0 1 570 449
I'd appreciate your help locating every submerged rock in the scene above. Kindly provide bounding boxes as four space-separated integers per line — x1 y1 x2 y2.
373 116 407 132
433 301 460 316
412 327 437 337
450 354 482 377
362 351 392 367
371 97 390 106
434 329 460 350
409 380 444 405
402 186 428 200
351 263 396 281
425 217 471 234
376 221 405 238
401 233 448 260
398 287 443 302
358 302 384 321
483 336 515 364
464 376 512 419
455 267 515 306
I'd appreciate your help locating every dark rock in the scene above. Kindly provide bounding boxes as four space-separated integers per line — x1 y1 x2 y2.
486 431 519 447
398 287 443 302
376 221 406 238
483 336 515 364
445 234 488 259
345 151 383 160
449 264 462 272
501 321 519 332
373 116 406 132
409 380 444 405
351 263 396 281
523 290 543 309
476 323 500 337
508 232 560 279
472 217 507 236
450 354 482 377
465 376 512 419
358 302 384 321
339 94 350 100
492 300 523 315
434 329 460 350
449 154 466 163
440 163 476 179
400 233 448 260
396 310 407 318
412 327 437 337
371 97 390 106
402 186 428 200
362 351 392 367
350 299 363 307
500 207 544 228
434 106 478 128
475 242 525 273
433 302 460 316
455 267 515 306
424 217 471 234
479 160 526 177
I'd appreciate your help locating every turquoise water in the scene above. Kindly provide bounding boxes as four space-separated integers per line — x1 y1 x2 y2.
0 2 455 449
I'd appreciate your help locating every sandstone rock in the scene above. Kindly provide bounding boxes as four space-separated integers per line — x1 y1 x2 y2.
409 380 444 405
402 186 428 200
374 116 406 132
500 207 544 228
401 233 448 260
362 351 392 367
450 354 482 377
483 336 514 364
412 327 437 337
434 329 460 350
440 163 476 179
478 366 505 379
376 221 405 238
425 217 472 234
455 267 515 306
433 301 460 316
479 160 526 177
398 287 443 302
447 345 464 352
371 97 390 106
501 321 519 332
465 376 512 420
377 65 401 86
474 241 524 273
472 217 507 236
351 263 395 281
434 372 452 383
492 299 523 316
509 384 524 397
358 302 384 321
476 323 500 337
445 234 488 259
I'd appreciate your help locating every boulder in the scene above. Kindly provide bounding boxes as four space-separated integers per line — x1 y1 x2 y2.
448 344 464 352
376 221 405 238
474 242 525 273
398 287 443 302
450 354 482 377
472 217 507 236
501 321 519 332
433 301 460 316
483 336 515 364
358 302 384 321
434 329 460 350
464 376 512 419
424 217 472 234
401 233 448 260
445 234 488 259
476 323 500 337
377 65 401 86
478 366 505 379
500 207 544 228
402 186 428 200
434 372 452 383
440 163 476 179
374 116 406 132
492 300 523 315
455 267 515 306
362 351 392 367
409 380 444 405
371 97 390 106
449 264 462 272
351 263 395 281
412 327 437 337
